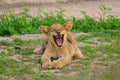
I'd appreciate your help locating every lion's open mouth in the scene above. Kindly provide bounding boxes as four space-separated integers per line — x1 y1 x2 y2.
53 34 64 47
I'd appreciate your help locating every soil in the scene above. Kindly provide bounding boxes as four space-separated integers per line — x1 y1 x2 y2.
0 33 88 42
0 0 120 18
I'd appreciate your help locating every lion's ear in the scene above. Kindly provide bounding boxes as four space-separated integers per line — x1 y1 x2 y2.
39 26 50 34
63 21 73 31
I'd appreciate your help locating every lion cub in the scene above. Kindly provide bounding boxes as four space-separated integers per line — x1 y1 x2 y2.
34 21 83 69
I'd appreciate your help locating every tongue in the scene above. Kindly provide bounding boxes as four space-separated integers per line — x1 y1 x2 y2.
56 38 62 46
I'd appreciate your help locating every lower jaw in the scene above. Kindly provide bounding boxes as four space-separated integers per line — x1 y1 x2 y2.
55 43 63 47
55 44 62 47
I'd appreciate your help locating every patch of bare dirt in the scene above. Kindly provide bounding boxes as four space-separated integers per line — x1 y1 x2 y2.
0 34 42 42
0 0 120 18
0 46 13 53
8 54 22 62
78 38 110 47
73 32 90 37
0 32 110 47
78 42 96 47
86 37 110 46
0 33 89 42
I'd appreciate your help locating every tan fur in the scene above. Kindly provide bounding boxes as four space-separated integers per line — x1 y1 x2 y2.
34 21 83 69
34 26 49 55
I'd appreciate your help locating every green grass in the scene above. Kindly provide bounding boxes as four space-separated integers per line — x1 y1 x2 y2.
1 13 120 36
0 6 120 36
0 9 66 36
77 35 93 42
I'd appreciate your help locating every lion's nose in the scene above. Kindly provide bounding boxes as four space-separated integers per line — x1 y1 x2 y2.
56 32 60 35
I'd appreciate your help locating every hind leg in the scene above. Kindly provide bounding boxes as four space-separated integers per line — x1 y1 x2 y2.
73 47 83 58
34 46 45 55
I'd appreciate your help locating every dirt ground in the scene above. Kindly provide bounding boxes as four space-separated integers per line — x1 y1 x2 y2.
0 0 120 18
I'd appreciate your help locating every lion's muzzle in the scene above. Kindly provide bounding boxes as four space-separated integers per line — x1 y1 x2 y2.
53 34 64 47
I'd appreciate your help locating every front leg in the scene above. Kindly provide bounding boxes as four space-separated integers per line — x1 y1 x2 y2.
41 43 54 68
53 56 71 68
41 48 54 69
41 56 53 69
34 46 44 55
73 46 84 58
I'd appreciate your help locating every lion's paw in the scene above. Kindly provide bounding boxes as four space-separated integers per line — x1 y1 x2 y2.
34 48 43 55
42 62 53 69
53 60 63 69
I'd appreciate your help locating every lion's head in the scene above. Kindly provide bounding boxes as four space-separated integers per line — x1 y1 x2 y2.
40 21 73 47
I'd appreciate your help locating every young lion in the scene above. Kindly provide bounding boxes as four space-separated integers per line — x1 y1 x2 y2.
34 21 78 55
34 21 83 69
